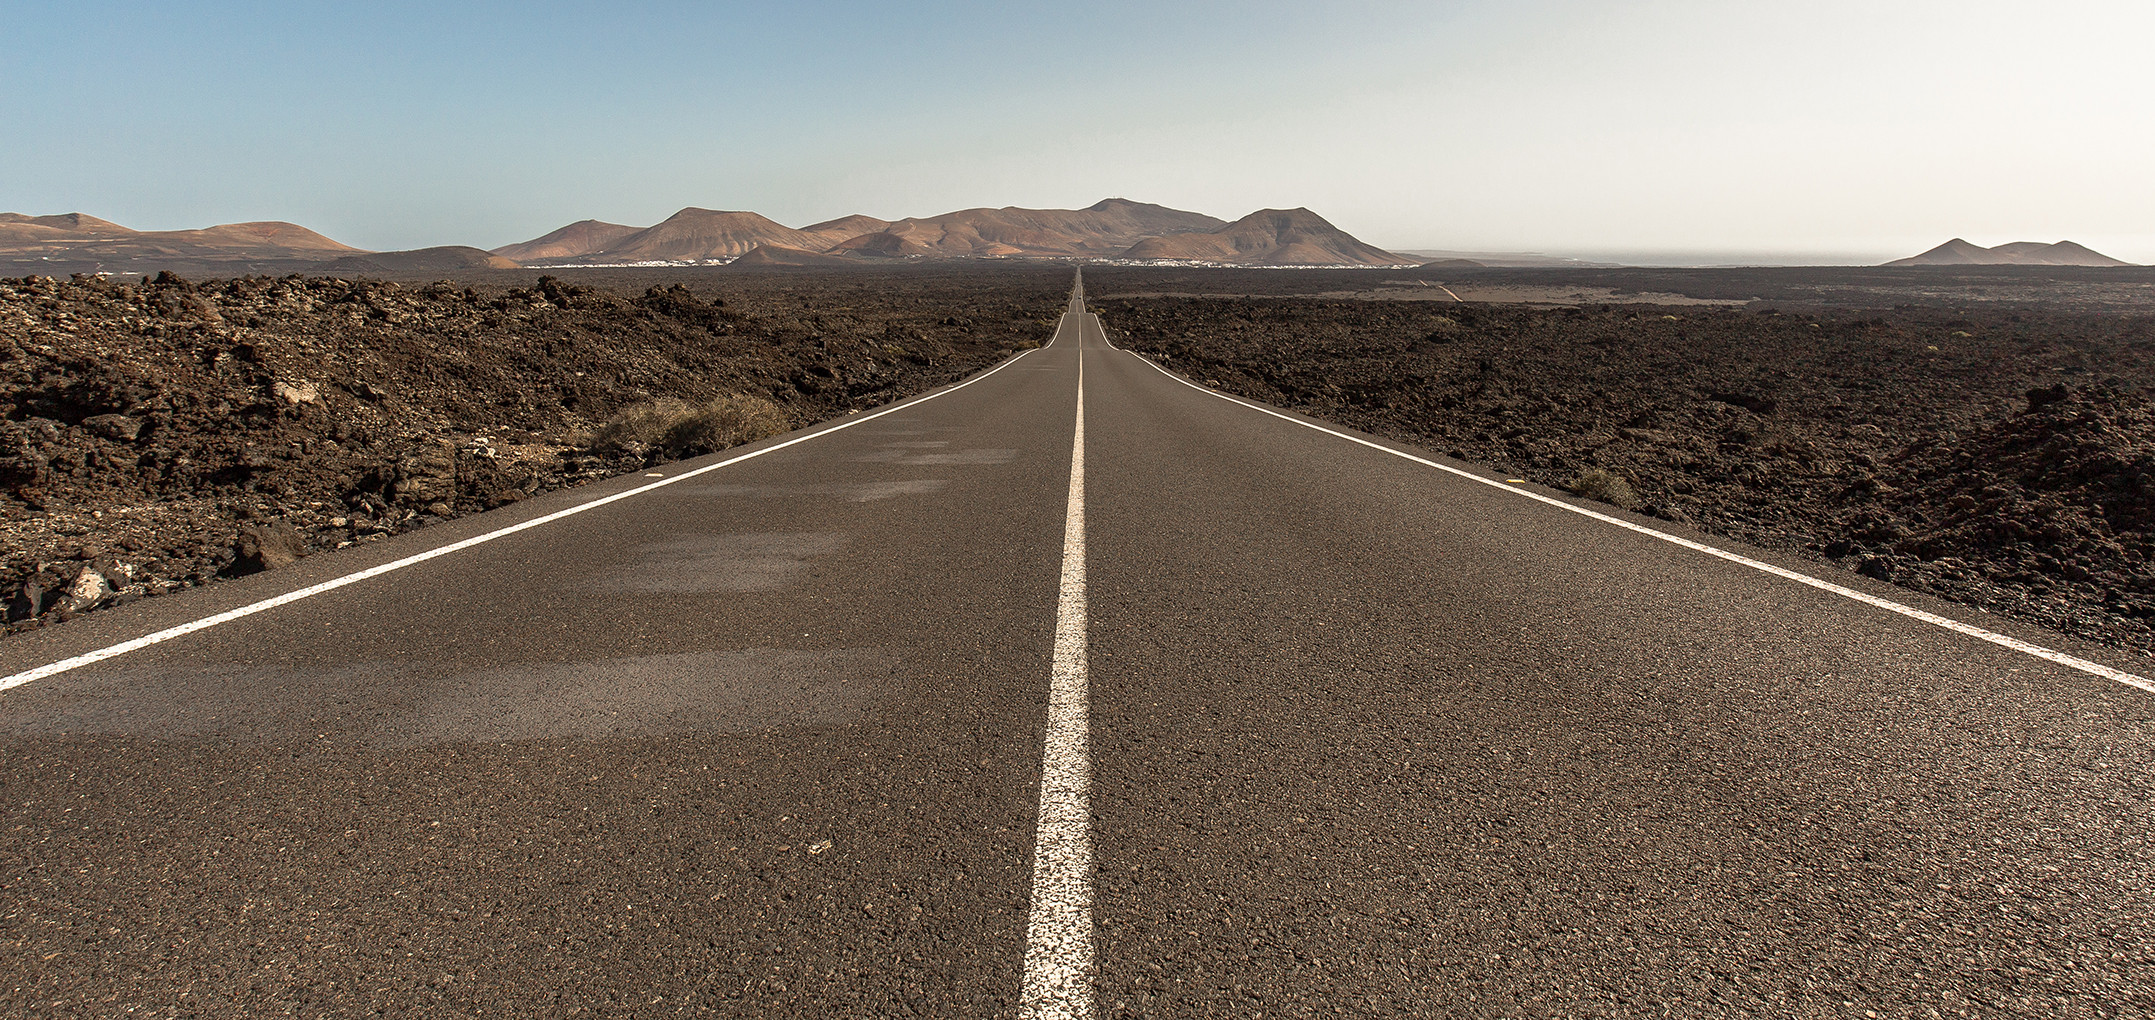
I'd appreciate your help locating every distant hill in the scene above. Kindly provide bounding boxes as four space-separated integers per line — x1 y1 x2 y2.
0 213 362 268
1887 238 2134 267
490 219 638 262
826 231 934 258
796 215 892 250
578 208 824 263
1120 208 1412 266
0 212 132 236
324 246 520 273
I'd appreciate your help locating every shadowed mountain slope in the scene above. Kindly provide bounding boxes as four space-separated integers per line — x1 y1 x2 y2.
325 246 521 273
729 244 856 267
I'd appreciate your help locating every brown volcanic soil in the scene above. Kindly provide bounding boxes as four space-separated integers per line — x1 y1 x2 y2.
1099 292 2155 655
0 268 1066 633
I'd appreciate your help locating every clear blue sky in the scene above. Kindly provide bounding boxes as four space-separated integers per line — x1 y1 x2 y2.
5 0 2150 263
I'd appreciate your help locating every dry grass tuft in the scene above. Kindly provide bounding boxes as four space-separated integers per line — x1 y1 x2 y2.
593 395 792 463
1571 467 1641 510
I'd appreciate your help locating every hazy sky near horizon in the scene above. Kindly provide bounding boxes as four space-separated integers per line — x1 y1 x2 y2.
5 0 2150 263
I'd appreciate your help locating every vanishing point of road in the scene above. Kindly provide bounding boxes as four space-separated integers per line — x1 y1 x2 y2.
3 271 2151 1017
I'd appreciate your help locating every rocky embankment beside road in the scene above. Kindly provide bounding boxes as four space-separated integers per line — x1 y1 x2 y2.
0 271 1052 632
1104 296 2155 655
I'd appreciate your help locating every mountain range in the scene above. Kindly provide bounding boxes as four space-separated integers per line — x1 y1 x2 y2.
14 208 2136 274
1886 239 2134 267
0 200 1414 273
0 212 359 264
491 199 1409 267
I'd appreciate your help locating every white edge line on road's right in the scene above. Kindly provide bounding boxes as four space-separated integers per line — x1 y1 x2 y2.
0 348 1042 694
1126 351 2155 696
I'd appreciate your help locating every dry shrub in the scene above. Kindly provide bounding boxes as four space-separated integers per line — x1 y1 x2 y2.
593 395 791 463
591 398 690 455
1571 467 1641 510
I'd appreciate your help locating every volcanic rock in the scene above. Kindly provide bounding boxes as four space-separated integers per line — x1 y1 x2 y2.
228 521 307 575
81 414 144 441
1104 291 2155 653
0 267 1054 634
273 380 322 406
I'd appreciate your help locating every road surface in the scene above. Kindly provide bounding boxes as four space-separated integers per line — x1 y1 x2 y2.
3 271 2151 1017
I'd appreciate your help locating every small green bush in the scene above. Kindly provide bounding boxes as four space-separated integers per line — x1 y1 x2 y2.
593 395 791 463
1571 467 1641 510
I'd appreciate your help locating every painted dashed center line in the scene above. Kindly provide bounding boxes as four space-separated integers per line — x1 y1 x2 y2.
1020 316 1095 1019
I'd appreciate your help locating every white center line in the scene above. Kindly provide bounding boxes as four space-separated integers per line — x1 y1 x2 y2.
1020 321 1095 1019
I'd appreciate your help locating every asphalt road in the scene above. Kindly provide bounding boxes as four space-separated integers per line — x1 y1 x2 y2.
4 272 2153 1018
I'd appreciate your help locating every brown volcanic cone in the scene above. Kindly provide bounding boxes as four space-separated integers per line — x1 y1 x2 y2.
870 198 1227 258
588 208 821 262
0 212 133 237
1886 238 2135 267
798 215 892 249
1988 241 2135 267
1120 208 1411 266
152 221 359 253
0 217 126 249
828 231 934 258
492 219 639 261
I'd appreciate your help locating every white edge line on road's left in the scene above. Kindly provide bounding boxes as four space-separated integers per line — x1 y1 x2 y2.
1125 351 2155 696
0 348 1042 694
